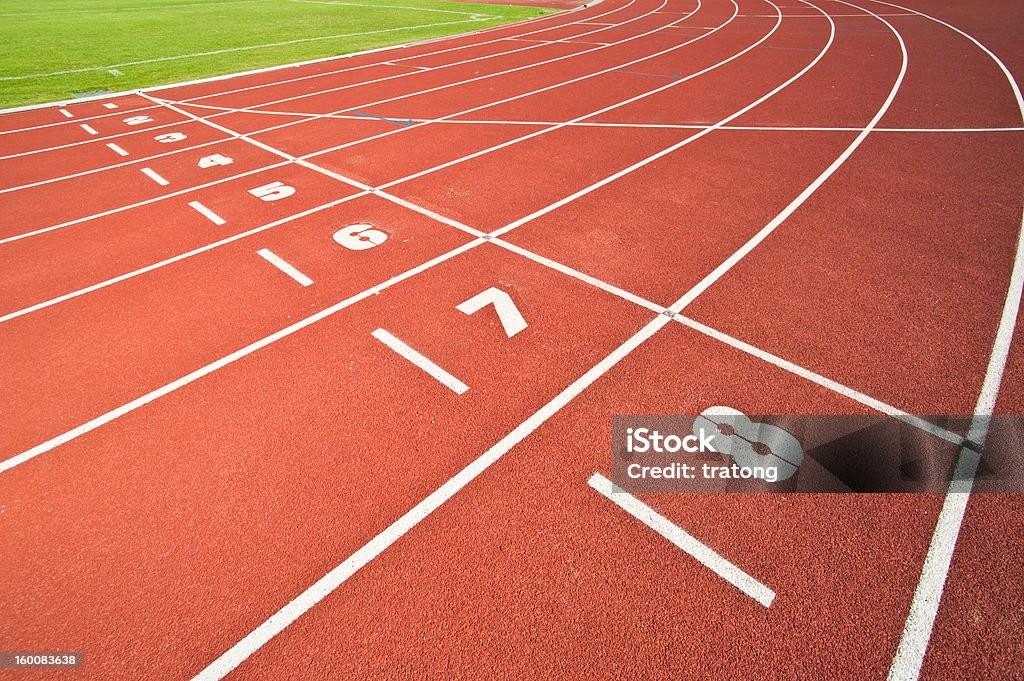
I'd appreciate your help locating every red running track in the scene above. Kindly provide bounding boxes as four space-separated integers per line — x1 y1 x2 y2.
1 0 1022 678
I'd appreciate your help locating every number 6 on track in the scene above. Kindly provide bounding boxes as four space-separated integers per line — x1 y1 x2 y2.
334 224 387 250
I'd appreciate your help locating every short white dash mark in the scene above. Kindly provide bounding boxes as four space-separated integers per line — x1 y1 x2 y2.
106 142 129 156
140 167 169 186
257 248 313 286
189 201 226 226
372 328 469 394
589 472 776 608
80 123 98 135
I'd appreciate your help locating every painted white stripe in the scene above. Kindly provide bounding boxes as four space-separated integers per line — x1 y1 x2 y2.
140 167 169 186
188 200 226 225
80 123 98 135
371 328 468 394
59 108 73 118
588 472 775 607
256 248 313 286
106 143 129 156
879 0 1024 676
103 102 119 109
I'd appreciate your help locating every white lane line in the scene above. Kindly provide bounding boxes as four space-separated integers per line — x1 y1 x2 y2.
139 167 169 186
371 329 469 394
106 143 129 156
256 248 313 286
59 108 73 118
103 102 119 109
588 472 775 608
879 0 1024 678
192 301 670 681
393 119 1024 133
381 61 433 71
188 200 226 225
80 123 98 135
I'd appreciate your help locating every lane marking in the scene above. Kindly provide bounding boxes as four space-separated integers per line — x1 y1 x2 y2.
588 472 775 608
139 167 169 186
394 120 1024 133
106 143 129 156
371 328 469 394
103 102 119 109
188 200 226 225
80 123 98 135
59 108 73 118
612 69 682 79
349 109 412 126
381 61 432 71
256 248 313 286
457 287 528 337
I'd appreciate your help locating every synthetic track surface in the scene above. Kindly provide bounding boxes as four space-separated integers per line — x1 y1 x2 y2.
1 0 1022 678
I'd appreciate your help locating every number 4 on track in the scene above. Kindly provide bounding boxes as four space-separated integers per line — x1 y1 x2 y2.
457 287 527 338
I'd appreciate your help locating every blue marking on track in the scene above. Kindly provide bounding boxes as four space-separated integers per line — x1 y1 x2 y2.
349 109 412 126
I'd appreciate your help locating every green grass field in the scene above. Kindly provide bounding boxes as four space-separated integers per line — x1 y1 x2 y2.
0 0 555 109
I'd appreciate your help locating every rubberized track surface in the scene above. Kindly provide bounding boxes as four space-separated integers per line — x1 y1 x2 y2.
1 0 1023 678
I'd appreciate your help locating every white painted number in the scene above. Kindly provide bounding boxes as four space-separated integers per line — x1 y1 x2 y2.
123 115 153 126
249 181 296 202
333 224 387 251
154 132 187 143
198 154 234 168
457 287 527 338
693 407 804 482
